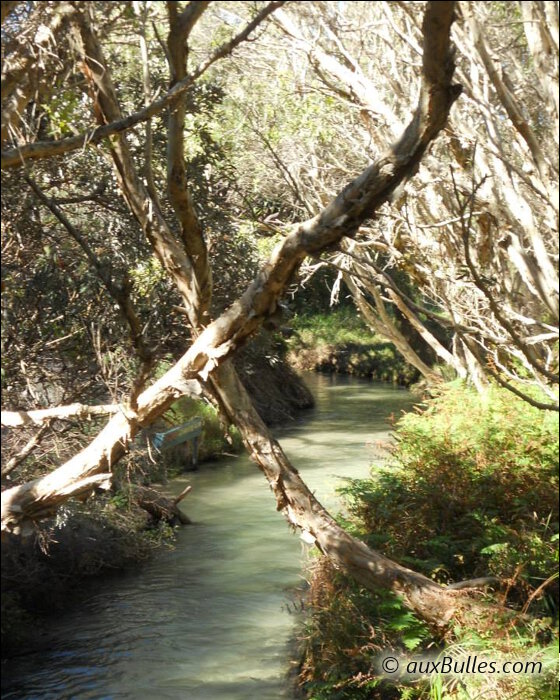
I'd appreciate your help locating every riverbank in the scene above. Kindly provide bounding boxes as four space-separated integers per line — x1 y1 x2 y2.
296 382 559 699
1 337 314 657
1 376 415 698
285 310 420 385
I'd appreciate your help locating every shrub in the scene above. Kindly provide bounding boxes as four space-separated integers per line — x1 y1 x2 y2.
340 383 559 606
298 383 559 699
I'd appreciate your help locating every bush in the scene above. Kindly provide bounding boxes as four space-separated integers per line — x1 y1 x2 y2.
298 559 429 700
297 382 559 699
340 383 559 606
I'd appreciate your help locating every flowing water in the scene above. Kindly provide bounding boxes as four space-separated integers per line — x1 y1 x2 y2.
1 375 413 700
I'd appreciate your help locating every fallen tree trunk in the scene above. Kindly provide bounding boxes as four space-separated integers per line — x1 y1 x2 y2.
132 484 191 526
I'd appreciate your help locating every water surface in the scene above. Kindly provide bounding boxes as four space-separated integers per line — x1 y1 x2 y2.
1 374 413 699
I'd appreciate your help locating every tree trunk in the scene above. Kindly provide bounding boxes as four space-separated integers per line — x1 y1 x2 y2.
133 484 191 526
207 362 465 626
1 2 470 627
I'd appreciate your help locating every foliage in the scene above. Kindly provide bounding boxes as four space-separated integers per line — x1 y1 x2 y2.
298 558 431 700
292 309 376 347
299 383 559 698
340 383 559 602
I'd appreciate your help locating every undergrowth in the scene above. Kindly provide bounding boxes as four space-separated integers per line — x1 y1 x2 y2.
287 309 418 384
298 382 559 699
292 309 376 346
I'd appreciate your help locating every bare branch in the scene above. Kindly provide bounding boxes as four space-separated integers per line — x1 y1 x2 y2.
1 403 125 427
463 338 559 412
25 176 154 403
452 172 559 385
2 421 53 477
464 5 549 181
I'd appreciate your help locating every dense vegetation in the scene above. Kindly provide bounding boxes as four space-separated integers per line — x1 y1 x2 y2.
299 384 559 699
0 0 558 696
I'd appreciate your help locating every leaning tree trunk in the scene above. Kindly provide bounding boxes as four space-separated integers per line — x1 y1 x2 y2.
0 2 479 627
209 362 466 626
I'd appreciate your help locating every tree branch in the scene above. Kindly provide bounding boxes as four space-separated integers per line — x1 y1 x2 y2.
1 1 286 169
1 403 125 427
2 421 53 477
166 0 213 323
25 175 154 404
1 0 461 530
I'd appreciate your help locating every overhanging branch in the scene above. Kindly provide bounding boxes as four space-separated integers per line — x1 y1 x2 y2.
2 0 461 533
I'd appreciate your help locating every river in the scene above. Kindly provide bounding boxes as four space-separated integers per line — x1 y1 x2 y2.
1 374 414 700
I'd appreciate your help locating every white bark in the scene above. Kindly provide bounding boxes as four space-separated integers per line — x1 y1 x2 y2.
1 403 125 427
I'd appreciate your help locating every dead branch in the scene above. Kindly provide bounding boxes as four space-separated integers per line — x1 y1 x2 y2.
1 403 124 427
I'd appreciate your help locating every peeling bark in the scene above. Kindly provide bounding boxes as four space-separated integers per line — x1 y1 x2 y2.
0 2 471 626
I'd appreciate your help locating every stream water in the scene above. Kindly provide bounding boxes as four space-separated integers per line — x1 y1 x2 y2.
1 374 414 700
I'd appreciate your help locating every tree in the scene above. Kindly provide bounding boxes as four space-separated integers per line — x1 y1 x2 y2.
218 1 558 402
1 1 556 628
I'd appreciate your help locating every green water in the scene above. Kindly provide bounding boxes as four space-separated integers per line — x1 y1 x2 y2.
1 374 413 699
